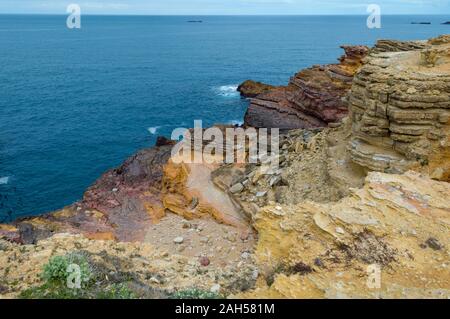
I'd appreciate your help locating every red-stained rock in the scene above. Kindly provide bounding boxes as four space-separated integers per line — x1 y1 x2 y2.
156 136 176 147
199 256 211 266
237 80 275 98
244 87 326 130
6 144 174 244
243 45 369 129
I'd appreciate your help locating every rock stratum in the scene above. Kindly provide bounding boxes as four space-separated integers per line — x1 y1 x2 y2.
1 35 449 299
240 45 369 129
349 35 450 181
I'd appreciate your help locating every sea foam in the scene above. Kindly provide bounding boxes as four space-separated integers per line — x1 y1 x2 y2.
0 176 10 185
148 126 161 135
229 120 244 126
216 85 239 97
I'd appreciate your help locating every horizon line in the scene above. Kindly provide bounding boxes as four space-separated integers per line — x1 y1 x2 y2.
1 13 450 16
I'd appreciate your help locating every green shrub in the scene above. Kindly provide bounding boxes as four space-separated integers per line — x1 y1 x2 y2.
42 252 92 286
170 288 222 299
19 282 88 299
20 251 139 299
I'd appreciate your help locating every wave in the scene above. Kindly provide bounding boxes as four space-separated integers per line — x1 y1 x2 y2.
228 120 244 126
215 84 239 97
148 126 161 135
0 176 10 185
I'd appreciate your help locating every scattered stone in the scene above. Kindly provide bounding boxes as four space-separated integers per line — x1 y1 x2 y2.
224 233 237 243
189 197 199 209
328 122 342 128
425 237 444 251
210 284 221 293
199 256 211 266
173 237 184 244
269 175 282 187
240 232 250 241
335 227 345 235
230 183 244 194
182 221 191 229
314 258 325 268
241 252 250 259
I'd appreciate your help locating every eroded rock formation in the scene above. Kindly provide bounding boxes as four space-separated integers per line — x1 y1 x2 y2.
348 35 450 181
242 45 369 129
237 80 275 98
0 143 174 244
1 35 449 299
238 171 450 298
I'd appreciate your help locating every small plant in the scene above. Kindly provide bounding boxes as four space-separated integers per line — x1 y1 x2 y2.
20 252 93 299
20 251 140 299
265 263 288 286
97 283 136 299
170 288 222 300
19 282 87 299
42 252 92 287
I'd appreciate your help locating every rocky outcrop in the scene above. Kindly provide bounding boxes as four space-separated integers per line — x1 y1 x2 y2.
1 36 449 300
239 171 450 299
370 39 427 53
243 87 326 130
348 36 450 180
237 80 275 98
243 45 369 129
0 143 174 244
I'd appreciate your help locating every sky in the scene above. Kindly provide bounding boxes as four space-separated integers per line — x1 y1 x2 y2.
0 0 449 15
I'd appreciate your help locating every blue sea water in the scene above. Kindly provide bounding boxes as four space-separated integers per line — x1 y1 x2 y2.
0 15 449 220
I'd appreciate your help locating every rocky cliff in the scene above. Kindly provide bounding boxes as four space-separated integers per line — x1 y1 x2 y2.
240 45 369 130
239 171 449 298
348 35 450 181
1 36 449 299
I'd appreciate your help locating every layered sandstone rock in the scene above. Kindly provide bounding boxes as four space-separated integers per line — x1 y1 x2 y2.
348 36 450 180
239 171 450 299
242 45 369 129
1 36 449 300
370 39 427 53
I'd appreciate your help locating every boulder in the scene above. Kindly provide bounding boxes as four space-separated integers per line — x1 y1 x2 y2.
237 80 275 98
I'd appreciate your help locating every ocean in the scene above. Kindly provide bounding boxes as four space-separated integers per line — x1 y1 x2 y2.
0 15 449 220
